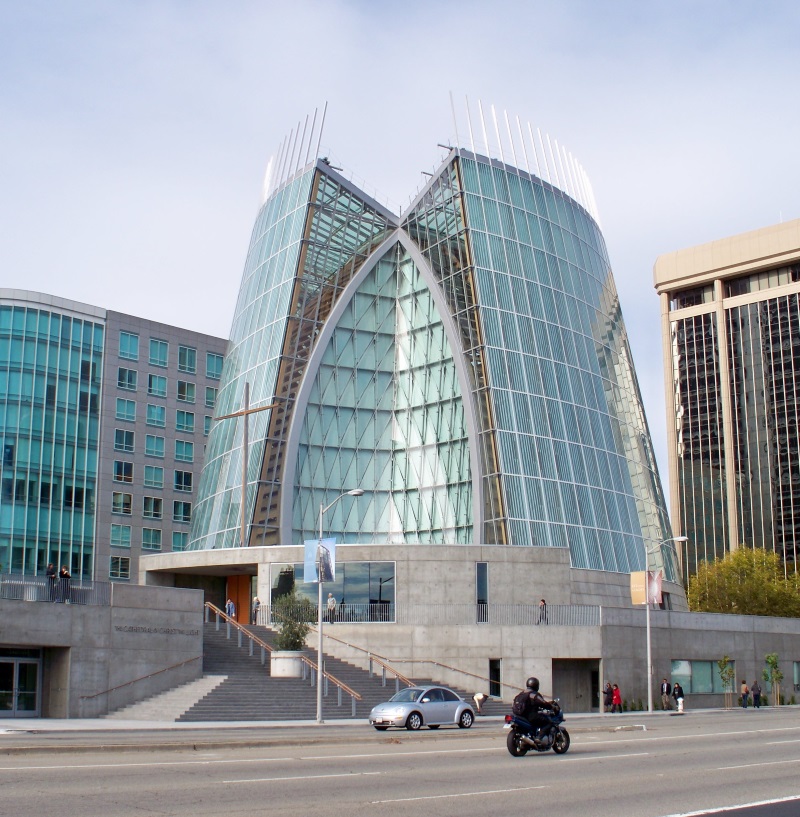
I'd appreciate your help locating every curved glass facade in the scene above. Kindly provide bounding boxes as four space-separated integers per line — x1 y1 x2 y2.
189 146 675 579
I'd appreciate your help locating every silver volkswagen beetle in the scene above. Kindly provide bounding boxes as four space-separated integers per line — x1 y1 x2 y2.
368 685 475 731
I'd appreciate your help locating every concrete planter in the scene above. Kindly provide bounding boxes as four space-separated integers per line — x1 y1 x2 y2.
270 651 306 678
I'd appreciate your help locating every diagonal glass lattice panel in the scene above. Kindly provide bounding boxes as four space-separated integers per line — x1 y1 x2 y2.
293 242 472 545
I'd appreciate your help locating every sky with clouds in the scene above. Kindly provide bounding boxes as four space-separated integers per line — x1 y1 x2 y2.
2 0 799 498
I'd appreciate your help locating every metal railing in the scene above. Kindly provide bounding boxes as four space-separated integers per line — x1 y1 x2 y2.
260 602 600 627
0 574 111 606
78 655 203 715
205 602 363 715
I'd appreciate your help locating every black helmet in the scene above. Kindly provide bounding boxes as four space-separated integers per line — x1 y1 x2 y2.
526 677 540 692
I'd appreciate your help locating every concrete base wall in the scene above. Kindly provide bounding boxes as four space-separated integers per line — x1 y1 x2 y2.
0 584 203 717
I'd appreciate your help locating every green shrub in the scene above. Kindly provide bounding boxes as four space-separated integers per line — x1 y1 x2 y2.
272 588 315 651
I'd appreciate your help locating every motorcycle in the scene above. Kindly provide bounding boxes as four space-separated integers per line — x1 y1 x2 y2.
504 702 571 757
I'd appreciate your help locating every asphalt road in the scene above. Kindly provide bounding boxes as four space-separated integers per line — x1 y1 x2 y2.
1 710 799 817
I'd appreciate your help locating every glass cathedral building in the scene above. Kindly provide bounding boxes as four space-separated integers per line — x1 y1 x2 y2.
189 124 679 588
655 218 800 577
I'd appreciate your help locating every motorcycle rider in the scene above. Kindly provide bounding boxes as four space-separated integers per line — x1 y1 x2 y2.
522 677 558 743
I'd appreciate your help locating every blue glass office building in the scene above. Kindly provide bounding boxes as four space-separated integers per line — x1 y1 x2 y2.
190 129 678 586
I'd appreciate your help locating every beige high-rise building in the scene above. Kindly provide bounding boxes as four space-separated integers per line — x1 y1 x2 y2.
654 219 800 578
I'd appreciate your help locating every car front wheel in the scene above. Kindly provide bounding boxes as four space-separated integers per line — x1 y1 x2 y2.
405 711 423 730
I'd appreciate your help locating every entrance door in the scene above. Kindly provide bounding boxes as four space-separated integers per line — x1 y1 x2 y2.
0 659 40 717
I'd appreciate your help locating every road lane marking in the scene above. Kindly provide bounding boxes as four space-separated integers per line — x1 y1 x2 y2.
658 794 800 817
301 747 503 760
715 758 800 771
0 757 295 772
562 752 649 762
0 746 505 772
225 771 382 784
372 785 547 803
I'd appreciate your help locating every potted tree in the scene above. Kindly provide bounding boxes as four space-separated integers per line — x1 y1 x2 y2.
270 587 315 678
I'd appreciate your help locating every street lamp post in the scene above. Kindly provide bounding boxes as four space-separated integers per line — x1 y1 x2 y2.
316 488 364 725
644 536 689 713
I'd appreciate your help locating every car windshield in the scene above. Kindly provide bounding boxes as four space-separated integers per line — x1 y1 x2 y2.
389 688 424 703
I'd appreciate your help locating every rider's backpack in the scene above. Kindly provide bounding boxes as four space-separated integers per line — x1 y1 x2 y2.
512 690 529 716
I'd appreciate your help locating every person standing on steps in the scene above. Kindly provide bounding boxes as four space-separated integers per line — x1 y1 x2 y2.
252 597 261 624
225 597 236 620
326 592 337 624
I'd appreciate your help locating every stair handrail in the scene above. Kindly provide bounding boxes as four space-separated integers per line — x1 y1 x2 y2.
297 653 362 701
78 654 203 703
379 657 521 696
309 627 414 688
205 601 274 653
206 602 362 702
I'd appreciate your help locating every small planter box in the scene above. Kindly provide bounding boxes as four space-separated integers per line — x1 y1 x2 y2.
270 651 306 678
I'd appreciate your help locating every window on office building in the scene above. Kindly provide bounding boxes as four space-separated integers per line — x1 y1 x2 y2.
115 398 136 422
172 531 188 551
117 367 137 391
143 496 163 520
110 524 131 547
149 339 168 368
146 404 166 427
145 434 165 458
114 429 134 453
113 461 133 483
147 373 167 398
112 492 132 515
143 465 164 489
173 500 192 523
176 410 194 433
174 470 193 493
177 380 195 403
175 439 194 462
142 527 162 551
205 387 218 408
178 345 196 374
204 415 212 436
206 352 223 380
671 660 733 694
119 331 139 361
110 556 131 580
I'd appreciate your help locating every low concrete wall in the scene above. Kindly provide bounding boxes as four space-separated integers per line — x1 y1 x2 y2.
0 584 203 717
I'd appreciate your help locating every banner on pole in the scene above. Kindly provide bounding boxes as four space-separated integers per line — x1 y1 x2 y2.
303 537 336 583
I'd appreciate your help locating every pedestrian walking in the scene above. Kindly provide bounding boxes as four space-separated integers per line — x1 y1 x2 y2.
740 680 749 708
751 680 762 709
537 598 548 624
603 681 613 712
611 683 622 713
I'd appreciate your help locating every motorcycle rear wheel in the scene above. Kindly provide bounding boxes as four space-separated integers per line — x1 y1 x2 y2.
506 729 529 757
552 728 571 754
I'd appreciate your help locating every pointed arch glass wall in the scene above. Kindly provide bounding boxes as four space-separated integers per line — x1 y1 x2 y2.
293 242 472 544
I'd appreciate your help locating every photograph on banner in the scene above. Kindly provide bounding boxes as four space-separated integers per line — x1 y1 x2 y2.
303 538 336 582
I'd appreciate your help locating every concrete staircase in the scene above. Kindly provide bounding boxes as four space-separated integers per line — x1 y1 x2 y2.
108 621 508 722
105 675 228 721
